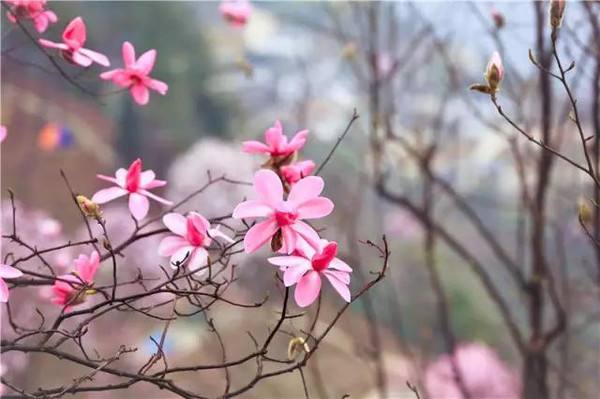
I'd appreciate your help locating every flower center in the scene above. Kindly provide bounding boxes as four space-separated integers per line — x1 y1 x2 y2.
186 218 205 247
311 242 338 272
125 159 142 192
275 211 298 227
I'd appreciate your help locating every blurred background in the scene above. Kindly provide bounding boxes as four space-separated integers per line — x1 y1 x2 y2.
1 1 599 398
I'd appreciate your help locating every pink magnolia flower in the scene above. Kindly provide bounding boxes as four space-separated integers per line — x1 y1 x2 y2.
268 240 352 307
243 121 308 158
219 0 252 28
100 41 168 106
484 51 504 91
39 17 109 67
158 212 234 274
425 343 521 399
281 160 315 186
92 158 173 221
233 169 333 254
0 264 23 303
51 250 100 307
6 0 57 33
0 125 6 143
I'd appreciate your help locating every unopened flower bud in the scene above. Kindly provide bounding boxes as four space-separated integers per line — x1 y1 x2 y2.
76 195 101 219
287 336 310 360
578 198 592 225
484 51 504 92
549 0 566 29
491 8 505 29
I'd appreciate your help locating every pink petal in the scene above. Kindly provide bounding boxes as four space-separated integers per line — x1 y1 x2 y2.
136 49 156 74
323 271 351 302
139 170 156 186
122 41 136 68
242 140 271 154
287 129 308 152
283 263 311 287
233 200 273 219
329 258 353 272
207 227 234 243
129 193 150 220
96 174 119 185
71 51 93 68
267 256 310 268
63 17 86 48
0 279 9 303
323 269 350 284
0 264 23 279
264 120 284 148
147 79 168 95
288 176 325 206
294 270 321 307
158 236 189 256
75 251 99 283
296 197 334 219
290 221 321 249
243 219 278 253
281 225 297 254
138 189 173 205
91 187 128 204
253 169 283 208
39 39 68 50
115 168 128 187
130 84 149 105
163 213 187 236
169 245 195 268
187 248 208 274
189 212 211 233
78 48 110 67
143 179 167 189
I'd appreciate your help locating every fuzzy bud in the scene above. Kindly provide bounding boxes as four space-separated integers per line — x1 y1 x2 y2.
287 337 310 360
578 198 592 225
484 51 504 92
549 0 566 29
76 195 102 219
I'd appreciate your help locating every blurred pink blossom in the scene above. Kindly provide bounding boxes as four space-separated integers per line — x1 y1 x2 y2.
5 0 57 33
39 17 109 67
281 160 315 186
92 158 172 221
233 169 333 254
0 125 6 143
0 264 23 303
268 239 352 307
158 212 233 274
100 41 168 106
243 120 308 157
424 342 521 399
219 0 252 28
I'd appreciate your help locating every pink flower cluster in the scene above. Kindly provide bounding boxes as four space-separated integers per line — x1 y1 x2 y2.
36 16 168 105
235 121 352 307
5 0 57 33
219 0 252 28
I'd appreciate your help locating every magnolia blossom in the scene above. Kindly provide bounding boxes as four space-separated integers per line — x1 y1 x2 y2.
219 0 252 28
281 160 315 186
6 0 57 33
92 158 172 221
242 121 308 158
0 125 6 143
233 169 333 254
158 212 233 274
39 17 109 67
425 343 521 399
51 251 100 307
0 264 23 303
100 41 168 106
268 240 352 307
484 51 504 92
